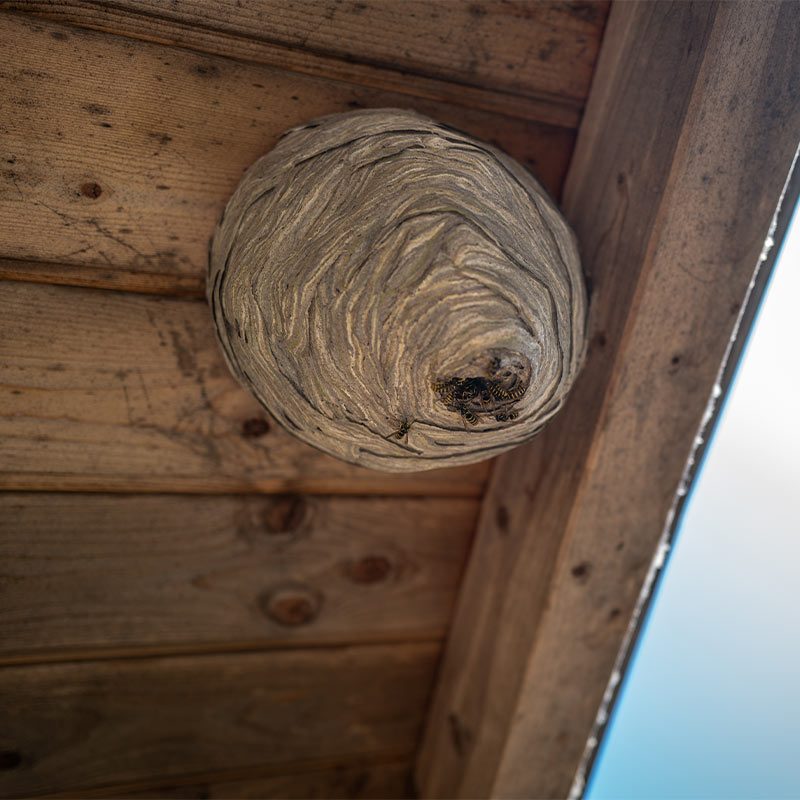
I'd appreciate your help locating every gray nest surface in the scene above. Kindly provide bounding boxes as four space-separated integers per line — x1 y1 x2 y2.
209 108 587 472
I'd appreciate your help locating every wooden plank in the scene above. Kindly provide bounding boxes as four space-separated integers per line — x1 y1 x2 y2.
0 643 436 797
0 493 476 661
3 0 610 127
80 759 411 799
0 11 576 296
0 280 490 495
416 2 800 798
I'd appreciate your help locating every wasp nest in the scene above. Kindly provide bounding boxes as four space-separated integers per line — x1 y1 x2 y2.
209 109 587 472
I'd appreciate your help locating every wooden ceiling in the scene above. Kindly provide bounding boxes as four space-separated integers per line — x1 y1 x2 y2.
1 2 608 797
3 3 798 799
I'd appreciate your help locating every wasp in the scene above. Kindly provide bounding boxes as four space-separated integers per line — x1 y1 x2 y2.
388 417 413 442
434 376 495 408
431 379 456 407
433 373 527 427
433 377 491 427
492 384 527 401
460 407 478 425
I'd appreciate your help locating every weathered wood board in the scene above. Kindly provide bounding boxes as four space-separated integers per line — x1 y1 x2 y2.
0 280 489 494
0 12 576 296
0 493 476 660
0 644 436 797
4 0 609 125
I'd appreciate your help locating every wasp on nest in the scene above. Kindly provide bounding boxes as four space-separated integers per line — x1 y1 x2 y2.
433 349 532 427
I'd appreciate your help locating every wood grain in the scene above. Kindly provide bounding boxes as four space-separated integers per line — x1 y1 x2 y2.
0 493 476 661
0 643 436 797
0 280 490 494
417 2 800 797
91 759 411 799
0 11 576 297
3 0 610 126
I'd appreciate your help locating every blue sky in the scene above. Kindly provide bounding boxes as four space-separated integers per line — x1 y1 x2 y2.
585 192 800 799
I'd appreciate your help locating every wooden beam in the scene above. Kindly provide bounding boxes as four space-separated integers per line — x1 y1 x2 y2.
416 2 800 797
0 493 475 661
2 0 610 127
0 281 488 495
0 643 435 797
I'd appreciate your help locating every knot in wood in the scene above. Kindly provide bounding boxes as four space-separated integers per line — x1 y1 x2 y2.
261 585 322 627
345 555 393 585
209 109 587 471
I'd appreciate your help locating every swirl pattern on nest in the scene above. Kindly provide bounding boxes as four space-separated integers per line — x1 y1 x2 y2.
209 108 587 472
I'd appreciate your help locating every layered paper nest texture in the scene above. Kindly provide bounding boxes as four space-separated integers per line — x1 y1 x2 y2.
209 109 587 472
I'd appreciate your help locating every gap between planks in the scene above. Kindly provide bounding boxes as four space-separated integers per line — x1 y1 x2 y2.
0 475 488 497
0 632 446 669
0 257 205 298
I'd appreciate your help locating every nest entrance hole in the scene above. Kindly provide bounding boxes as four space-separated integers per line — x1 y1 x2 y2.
433 348 531 426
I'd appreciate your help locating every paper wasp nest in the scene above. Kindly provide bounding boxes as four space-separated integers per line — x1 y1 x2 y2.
209 109 587 472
